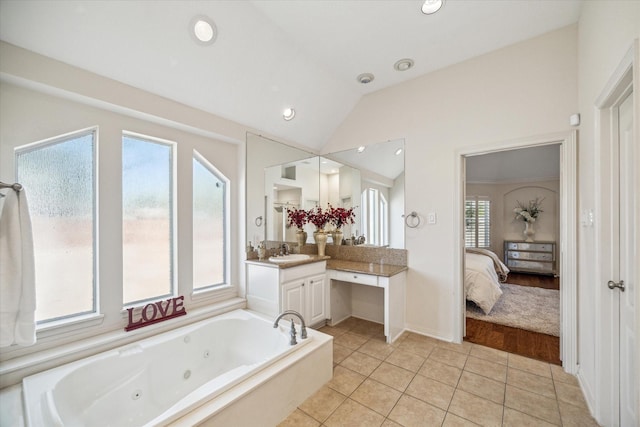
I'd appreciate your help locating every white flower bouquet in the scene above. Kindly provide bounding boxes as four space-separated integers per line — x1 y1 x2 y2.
514 197 544 223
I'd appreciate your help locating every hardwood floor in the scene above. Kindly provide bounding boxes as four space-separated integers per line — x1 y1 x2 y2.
464 272 561 365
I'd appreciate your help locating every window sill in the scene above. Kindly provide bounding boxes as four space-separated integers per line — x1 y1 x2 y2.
36 313 105 339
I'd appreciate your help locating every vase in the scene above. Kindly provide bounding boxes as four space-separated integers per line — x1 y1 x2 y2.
523 222 535 242
296 230 307 248
332 230 343 245
313 230 328 257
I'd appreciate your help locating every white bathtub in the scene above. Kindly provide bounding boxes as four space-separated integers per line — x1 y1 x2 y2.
22 309 332 426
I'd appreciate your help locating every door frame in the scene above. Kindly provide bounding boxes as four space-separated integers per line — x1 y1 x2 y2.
453 131 578 372
594 39 639 426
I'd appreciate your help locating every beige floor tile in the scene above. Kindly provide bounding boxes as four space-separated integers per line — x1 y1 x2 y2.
402 331 441 345
429 347 468 369
369 362 415 392
558 400 600 427
442 412 482 426
323 398 385 427
448 389 504 427
507 367 556 398
554 381 589 410
502 407 558 427
457 371 505 404
405 373 455 411
550 364 580 386
418 359 463 386
350 378 402 417
327 365 366 396
318 325 348 338
504 384 561 425
436 340 474 355
340 351 382 376
468 344 509 365
351 321 385 338
396 338 437 357
385 348 425 373
333 332 369 350
298 386 347 423
333 343 353 364
388 394 446 427
508 353 552 378
358 338 395 360
277 409 321 427
464 356 507 383
381 419 403 427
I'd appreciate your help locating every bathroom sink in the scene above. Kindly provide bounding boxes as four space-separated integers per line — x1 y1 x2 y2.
268 254 311 264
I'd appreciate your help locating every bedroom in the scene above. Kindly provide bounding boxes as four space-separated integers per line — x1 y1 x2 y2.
463 144 561 364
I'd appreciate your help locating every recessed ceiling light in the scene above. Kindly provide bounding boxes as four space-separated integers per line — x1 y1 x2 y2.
395 148 403 155
357 146 366 153
394 58 414 71
283 107 296 121
191 15 217 45
356 73 375 84
421 0 444 15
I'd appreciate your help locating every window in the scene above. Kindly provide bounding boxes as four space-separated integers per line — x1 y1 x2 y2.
122 133 175 305
465 197 491 248
15 129 96 323
361 187 388 246
192 150 229 290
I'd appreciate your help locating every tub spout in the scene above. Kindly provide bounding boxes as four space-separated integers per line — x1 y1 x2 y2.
273 310 307 344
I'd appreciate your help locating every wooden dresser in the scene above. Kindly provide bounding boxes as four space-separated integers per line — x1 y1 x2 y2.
504 241 556 275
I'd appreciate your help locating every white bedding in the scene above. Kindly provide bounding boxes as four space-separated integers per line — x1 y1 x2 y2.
465 252 503 314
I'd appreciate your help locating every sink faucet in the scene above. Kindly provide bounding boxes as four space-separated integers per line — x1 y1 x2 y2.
280 243 290 256
273 310 307 344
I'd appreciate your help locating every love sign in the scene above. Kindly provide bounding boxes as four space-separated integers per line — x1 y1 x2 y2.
125 296 187 331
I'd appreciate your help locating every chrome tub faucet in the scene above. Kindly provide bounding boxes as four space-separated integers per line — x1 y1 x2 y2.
273 310 307 345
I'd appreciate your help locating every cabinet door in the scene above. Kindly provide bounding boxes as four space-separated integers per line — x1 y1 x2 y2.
281 280 305 316
306 274 327 325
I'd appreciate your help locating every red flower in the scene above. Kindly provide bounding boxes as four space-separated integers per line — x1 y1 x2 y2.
307 205 330 230
328 204 356 229
287 207 308 229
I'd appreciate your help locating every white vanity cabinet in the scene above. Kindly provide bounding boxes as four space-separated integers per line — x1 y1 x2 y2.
246 260 328 327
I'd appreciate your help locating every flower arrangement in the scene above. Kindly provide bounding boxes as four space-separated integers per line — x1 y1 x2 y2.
307 205 331 230
328 204 356 229
513 197 544 223
286 207 308 230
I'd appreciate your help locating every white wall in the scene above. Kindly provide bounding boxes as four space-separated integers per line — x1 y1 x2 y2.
324 24 578 340
467 180 560 259
576 1 640 422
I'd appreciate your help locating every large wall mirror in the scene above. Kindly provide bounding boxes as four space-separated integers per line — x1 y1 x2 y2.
246 132 405 249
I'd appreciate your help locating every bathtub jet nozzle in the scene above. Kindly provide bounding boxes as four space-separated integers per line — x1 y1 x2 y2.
273 310 308 345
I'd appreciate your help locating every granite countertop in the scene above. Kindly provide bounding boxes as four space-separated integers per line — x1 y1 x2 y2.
326 259 408 277
245 255 330 269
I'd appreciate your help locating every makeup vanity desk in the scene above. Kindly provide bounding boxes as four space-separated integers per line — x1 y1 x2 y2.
326 260 407 344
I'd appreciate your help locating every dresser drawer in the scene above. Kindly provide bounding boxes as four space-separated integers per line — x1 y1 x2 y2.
506 242 554 252
506 259 554 272
507 250 553 261
334 270 378 287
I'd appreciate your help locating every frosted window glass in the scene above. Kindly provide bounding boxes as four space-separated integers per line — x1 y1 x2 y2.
193 152 226 289
122 136 173 304
16 131 95 322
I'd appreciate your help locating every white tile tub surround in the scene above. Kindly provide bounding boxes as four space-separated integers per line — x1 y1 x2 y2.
16 309 332 427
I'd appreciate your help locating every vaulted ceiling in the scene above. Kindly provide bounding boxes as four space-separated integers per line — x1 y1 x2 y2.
0 0 582 151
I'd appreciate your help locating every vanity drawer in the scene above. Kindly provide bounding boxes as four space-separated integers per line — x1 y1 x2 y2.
506 259 554 272
334 270 378 287
507 250 553 261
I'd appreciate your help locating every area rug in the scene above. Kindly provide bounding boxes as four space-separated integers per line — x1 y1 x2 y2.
466 283 560 337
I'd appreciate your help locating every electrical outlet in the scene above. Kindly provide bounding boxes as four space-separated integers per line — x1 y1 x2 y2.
428 212 437 224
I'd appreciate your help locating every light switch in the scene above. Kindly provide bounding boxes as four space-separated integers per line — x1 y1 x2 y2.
428 212 437 224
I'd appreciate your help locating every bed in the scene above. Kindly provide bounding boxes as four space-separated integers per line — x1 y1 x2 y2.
465 248 510 315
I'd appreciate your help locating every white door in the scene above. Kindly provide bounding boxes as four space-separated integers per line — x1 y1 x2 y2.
615 91 637 427
306 274 327 325
281 280 305 316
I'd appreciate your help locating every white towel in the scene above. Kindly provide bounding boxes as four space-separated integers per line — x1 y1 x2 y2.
0 189 36 347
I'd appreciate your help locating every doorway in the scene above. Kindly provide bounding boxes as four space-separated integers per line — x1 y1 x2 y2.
453 132 578 372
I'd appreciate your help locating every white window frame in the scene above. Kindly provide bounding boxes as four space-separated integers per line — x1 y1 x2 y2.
361 187 389 247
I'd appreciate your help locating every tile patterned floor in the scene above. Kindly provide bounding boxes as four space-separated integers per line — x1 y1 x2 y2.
278 317 600 427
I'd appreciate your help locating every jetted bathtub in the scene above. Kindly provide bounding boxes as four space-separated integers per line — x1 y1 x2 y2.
22 309 332 426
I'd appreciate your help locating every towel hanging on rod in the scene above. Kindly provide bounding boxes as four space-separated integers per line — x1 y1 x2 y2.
0 181 23 198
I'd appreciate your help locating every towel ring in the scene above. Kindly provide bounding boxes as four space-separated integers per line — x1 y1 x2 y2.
255 216 263 227
404 211 421 228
